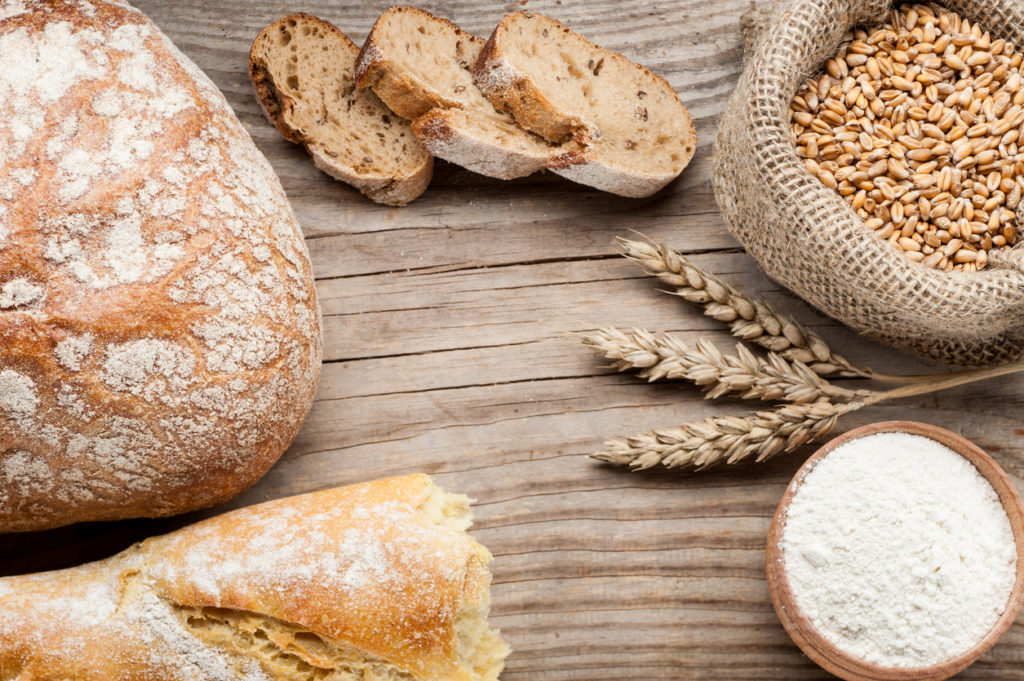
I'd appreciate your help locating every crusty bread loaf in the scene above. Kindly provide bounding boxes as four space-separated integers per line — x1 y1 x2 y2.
354 7 553 180
474 11 697 197
0 1 321 532
0 475 510 681
250 13 433 206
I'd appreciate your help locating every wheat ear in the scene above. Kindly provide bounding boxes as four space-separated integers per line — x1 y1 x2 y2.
617 238 871 378
582 327 869 403
595 401 860 470
593 358 1024 471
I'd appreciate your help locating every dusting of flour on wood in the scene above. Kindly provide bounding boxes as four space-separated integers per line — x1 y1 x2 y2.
0 0 322 532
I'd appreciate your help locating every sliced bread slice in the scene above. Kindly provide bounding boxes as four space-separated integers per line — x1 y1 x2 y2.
354 6 553 180
474 11 697 198
250 13 432 206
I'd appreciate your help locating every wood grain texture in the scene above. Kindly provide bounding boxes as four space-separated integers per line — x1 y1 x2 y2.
3 0 1024 679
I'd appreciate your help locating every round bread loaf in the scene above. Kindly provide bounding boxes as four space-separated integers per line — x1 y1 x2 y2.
0 0 322 532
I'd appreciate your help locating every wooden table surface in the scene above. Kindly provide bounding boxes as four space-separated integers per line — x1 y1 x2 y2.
4 0 1024 678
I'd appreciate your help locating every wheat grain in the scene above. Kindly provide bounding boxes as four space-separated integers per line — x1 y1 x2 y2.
618 238 867 378
582 327 869 403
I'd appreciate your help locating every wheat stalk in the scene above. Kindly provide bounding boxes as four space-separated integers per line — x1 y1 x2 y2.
618 238 872 378
591 236 1024 472
593 358 1024 471
582 327 870 403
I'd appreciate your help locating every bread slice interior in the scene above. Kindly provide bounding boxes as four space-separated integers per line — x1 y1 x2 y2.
357 7 552 179
476 11 696 196
250 14 432 205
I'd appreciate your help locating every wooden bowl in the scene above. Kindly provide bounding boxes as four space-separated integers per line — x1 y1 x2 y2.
766 421 1024 681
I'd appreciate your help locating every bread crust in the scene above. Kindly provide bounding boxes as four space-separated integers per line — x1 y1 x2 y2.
355 9 463 121
307 143 433 207
353 54 441 120
0 475 508 681
250 13 433 206
549 149 687 197
473 11 697 197
412 108 548 180
473 19 580 144
0 1 322 532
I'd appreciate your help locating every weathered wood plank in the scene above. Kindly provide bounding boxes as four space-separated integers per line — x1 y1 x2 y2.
2 0 1024 679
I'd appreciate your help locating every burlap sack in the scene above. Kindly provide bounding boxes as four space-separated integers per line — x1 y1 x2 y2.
712 0 1024 366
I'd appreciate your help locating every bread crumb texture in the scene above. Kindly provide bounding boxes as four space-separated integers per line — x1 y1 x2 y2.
250 14 432 205
474 11 697 196
355 7 552 180
0 0 322 532
0 476 510 681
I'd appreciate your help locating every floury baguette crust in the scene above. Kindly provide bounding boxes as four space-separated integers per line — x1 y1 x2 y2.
0 1 321 532
0 475 510 681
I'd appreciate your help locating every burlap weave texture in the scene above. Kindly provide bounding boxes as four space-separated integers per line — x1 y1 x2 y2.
712 0 1024 365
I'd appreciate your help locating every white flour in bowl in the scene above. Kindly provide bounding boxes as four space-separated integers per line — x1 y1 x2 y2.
781 431 1017 668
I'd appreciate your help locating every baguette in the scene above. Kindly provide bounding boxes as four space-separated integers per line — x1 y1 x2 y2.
250 14 433 206
0 0 321 533
0 475 509 681
474 11 697 197
355 7 553 180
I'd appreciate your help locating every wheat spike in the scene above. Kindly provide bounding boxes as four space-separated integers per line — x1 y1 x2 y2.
592 357 1024 472
593 401 862 471
593 238 1024 473
582 327 869 403
618 238 867 378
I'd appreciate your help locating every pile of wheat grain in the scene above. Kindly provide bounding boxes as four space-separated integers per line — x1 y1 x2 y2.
790 2 1022 271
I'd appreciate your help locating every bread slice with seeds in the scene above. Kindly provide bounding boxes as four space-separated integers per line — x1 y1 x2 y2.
474 11 697 197
355 6 554 180
250 13 432 206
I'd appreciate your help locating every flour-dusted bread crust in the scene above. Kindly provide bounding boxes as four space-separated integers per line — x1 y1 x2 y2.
411 107 551 179
474 11 697 197
0 1 322 533
250 14 433 206
0 475 509 681
355 7 553 180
